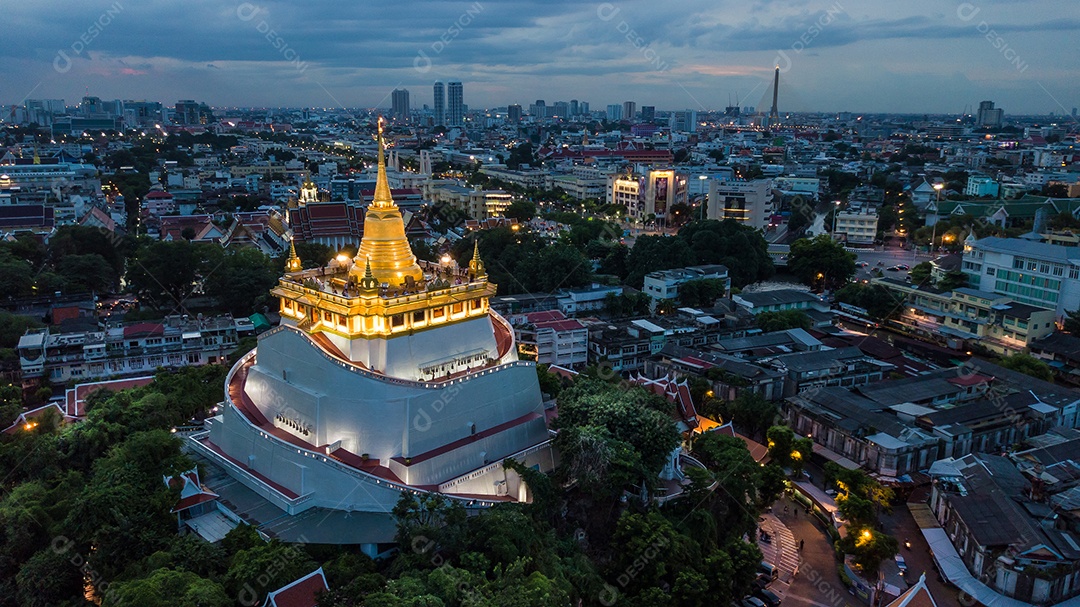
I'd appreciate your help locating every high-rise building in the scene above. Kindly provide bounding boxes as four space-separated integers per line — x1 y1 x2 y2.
976 100 1004 128
606 104 623 121
670 110 697 132
174 100 201 125
197 125 554 531
433 82 445 127
507 104 522 123
447 81 464 127
640 105 656 122
553 101 569 119
391 89 410 124
579 101 589 116
529 100 545 118
569 100 579 116
706 179 774 230
623 101 636 122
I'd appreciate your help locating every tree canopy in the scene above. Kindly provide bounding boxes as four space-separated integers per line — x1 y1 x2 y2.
788 235 856 291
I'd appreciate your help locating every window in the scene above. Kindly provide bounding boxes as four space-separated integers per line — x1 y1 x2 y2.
1014 258 1025 269
1071 268 1079 280
986 268 995 276
1053 265 1064 276
452 303 464 314
1039 264 1049 274
413 310 425 323
391 314 404 328
1028 261 1037 271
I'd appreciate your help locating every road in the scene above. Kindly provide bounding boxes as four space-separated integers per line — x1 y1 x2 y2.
851 248 936 282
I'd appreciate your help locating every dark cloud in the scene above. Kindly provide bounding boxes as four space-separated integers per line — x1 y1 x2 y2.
2 0 1077 113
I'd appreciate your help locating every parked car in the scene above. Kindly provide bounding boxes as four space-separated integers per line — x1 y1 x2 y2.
755 587 783 607
742 597 767 607
758 561 778 581
886 265 901 271
895 554 908 574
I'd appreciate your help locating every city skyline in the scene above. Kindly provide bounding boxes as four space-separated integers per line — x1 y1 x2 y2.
3 0 1078 115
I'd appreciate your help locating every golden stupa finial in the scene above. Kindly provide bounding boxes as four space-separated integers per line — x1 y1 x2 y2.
285 238 302 272
468 240 486 279
359 256 380 291
371 117 395 210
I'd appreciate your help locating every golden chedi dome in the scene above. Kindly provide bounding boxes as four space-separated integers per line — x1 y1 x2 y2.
352 120 423 287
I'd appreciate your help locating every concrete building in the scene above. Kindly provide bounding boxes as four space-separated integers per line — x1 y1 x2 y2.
961 235 1080 319
608 170 688 221
965 176 1000 198
433 82 445 127
606 104 622 121
391 89 410 124
423 182 513 220
875 278 1057 355
976 100 1004 128
18 315 241 386
513 311 588 369
556 284 623 315
834 208 879 245
706 179 774 231
447 81 464 127
622 101 636 122
929 454 1080 605
642 265 730 307
733 289 827 315
194 128 554 524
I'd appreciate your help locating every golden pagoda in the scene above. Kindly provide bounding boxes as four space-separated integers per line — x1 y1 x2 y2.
285 238 303 273
352 119 423 287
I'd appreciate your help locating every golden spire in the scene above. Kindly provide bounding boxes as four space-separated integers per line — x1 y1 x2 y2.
371 118 395 210
359 256 379 291
468 240 486 279
352 116 423 287
285 238 302 272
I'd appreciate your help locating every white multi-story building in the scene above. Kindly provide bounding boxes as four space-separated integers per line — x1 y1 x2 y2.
834 208 879 245
961 235 1080 319
18 315 242 385
643 265 730 307
965 176 1000 198
607 170 688 220
706 179 774 231
773 176 821 200
514 311 588 369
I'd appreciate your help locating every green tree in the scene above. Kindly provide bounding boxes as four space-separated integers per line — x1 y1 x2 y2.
908 261 932 285
56 253 117 293
755 309 811 332
998 353 1054 382
788 234 856 290
937 269 969 292
834 283 905 321
677 278 728 307
203 247 280 315
106 568 231 607
504 199 536 221
1064 309 1080 335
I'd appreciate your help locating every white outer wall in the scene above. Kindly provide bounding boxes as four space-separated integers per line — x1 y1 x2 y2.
231 327 549 486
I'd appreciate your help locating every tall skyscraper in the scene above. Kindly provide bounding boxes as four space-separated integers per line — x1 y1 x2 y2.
554 101 569 118
433 82 445 127
391 89 410 124
640 105 655 122
976 100 1004 128
623 101 636 122
579 101 589 116
606 104 623 121
569 99 579 116
507 104 522 123
447 81 464 127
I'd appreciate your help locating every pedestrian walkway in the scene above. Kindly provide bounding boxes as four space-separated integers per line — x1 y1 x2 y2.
759 512 801 583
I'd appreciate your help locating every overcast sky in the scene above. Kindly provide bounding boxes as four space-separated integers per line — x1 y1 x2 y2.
5 0 1078 115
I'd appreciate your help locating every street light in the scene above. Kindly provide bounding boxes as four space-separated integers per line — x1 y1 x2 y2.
930 182 944 255
832 200 841 237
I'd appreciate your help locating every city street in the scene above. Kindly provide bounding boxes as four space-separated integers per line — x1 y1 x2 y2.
851 248 936 282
